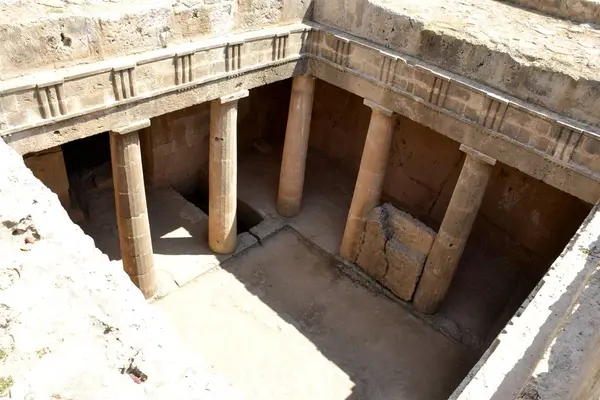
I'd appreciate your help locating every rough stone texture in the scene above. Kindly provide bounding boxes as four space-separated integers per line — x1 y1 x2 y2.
0 0 313 79
3 20 600 207
23 146 70 209
313 0 600 128
499 0 600 25
307 26 600 204
309 80 592 277
0 133 237 398
451 201 600 400
356 204 436 301
519 263 600 399
1 24 309 155
140 103 210 194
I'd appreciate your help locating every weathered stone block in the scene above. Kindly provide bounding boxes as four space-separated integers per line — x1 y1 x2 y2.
382 238 427 301
356 214 388 280
23 147 70 209
384 204 433 252
356 203 436 301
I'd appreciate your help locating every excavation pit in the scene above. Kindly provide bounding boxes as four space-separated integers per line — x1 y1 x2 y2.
3 2 600 397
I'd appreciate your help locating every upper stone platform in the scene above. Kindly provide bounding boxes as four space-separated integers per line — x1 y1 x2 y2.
314 0 600 128
0 0 312 79
499 0 600 25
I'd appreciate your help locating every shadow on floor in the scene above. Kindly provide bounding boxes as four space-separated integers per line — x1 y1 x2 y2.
155 226 477 400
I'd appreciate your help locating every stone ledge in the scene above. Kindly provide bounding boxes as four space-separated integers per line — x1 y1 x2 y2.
313 0 600 129
310 58 600 204
0 23 311 138
0 138 239 399
450 201 600 399
308 23 600 189
498 0 600 25
0 0 312 80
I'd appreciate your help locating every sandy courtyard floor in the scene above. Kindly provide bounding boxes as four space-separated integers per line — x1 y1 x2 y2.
153 228 474 400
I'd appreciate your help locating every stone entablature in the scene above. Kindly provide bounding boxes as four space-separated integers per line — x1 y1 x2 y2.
308 24 600 204
0 23 310 145
2 22 600 203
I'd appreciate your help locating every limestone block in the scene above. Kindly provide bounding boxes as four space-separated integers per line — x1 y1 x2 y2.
356 204 436 301
382 238 428 301
383 203 435 255
356 214 388 280
23 147 70 209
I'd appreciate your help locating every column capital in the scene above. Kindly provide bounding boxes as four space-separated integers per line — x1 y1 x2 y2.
111 119 151 136
297 74 316 81
363 99 394 117
460 144 496 166
219 90 249 104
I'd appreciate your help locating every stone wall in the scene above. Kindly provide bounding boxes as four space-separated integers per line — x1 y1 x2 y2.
451 201 600 400
309 81 591 275
140 104 211 194
0 0 313 79
0 138 237 399
356 204 436 301
313 0 600 129
498 0 600 24
140 80 292 195
23 147 70 209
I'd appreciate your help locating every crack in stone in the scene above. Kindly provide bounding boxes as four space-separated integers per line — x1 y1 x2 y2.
353 228 368 264
379 206 393 279
248 230 262 245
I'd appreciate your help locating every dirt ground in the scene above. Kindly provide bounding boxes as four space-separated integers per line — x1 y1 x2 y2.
154 228 474 400
74 148 542 398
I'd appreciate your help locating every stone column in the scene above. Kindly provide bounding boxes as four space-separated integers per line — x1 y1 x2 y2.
277 75 316 217
208 90 249 254
340 99 395 262
110 120 157 299
413 145 496 314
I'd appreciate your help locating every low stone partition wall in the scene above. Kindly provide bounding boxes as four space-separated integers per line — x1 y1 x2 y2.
450 200 600 399
356 203 436 301
0 139 237 398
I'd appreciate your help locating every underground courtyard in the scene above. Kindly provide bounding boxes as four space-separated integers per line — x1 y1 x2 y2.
2 1 600 398
18 77 590 399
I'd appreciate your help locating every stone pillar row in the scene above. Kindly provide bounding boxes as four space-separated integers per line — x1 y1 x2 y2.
334 98 497 315
109 75 495 315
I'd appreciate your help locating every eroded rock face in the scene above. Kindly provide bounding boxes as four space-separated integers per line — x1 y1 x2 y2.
356 203 436 301
0 0 313 79
0 140 238 399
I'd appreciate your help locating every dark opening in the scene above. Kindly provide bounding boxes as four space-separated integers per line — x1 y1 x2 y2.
61 132 112 218
181 188 263 234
